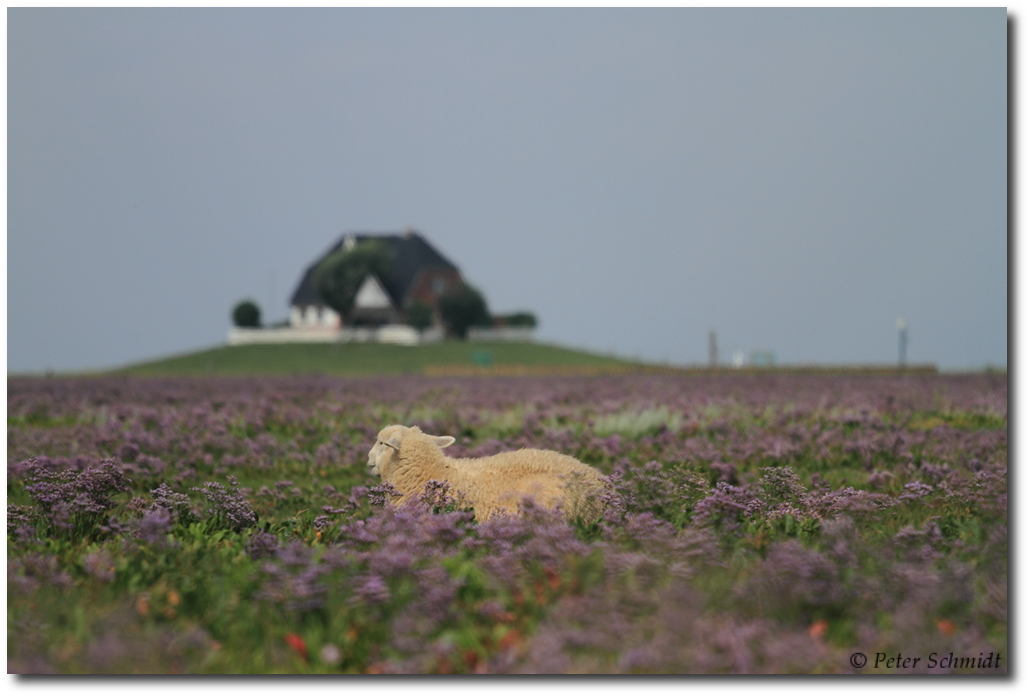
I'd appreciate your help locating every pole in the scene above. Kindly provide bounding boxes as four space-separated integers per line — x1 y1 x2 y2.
897 318 908 368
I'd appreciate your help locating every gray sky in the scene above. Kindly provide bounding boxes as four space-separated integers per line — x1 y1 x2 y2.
7 8 1007 373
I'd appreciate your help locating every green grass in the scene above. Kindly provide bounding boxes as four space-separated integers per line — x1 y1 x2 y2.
107 341 641 377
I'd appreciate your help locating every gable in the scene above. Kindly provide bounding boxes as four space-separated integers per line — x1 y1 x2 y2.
353 273 394 310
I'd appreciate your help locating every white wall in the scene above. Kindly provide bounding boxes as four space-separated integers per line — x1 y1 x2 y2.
228 324 445 346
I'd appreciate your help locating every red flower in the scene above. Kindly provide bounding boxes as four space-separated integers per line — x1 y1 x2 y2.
808 619 829 640
285 632 309 662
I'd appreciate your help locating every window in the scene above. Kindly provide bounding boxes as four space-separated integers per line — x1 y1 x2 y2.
431 277 446 296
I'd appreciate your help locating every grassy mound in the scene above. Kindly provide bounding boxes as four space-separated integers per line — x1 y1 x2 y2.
109 341 641 377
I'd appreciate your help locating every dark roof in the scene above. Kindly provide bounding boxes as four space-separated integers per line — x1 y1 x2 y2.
290 230 461 308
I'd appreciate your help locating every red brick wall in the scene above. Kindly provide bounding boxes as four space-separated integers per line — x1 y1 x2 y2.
405 268 463 309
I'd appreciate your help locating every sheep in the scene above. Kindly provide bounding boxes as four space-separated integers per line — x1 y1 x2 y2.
367 424 606 522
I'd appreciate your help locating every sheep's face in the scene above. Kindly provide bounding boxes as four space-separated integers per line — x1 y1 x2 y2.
367 425 406 478
367 425 456 479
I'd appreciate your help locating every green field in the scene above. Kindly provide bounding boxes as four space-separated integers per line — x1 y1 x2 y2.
108 341 640 377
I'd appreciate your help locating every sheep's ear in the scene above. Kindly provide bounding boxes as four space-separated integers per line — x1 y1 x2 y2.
431 435 456 449
382 436 402 451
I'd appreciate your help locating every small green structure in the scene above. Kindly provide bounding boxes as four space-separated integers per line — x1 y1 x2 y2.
470 350 493 366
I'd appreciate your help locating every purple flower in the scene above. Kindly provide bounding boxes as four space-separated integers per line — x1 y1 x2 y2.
710 461 738 484
346 485 369 511
137 507 173 546
246 531 280 560
739 540 844 614
898 481 934 502
7 504 36 539
150 483 196 522
22 458 130 536
368 482 400 508
82 550 116 583
314 443 340 467
255 541 325 612
191 476 256 532
867 470 893 489
757 466 806 506
693 482 753 531
893 520 944 563
353 573 391 605
117 442 140 463
9 554 74 592
419 479 455 511
339 518 379 545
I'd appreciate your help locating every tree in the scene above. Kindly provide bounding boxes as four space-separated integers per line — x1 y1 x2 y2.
314 240 394 323
439 282 491 339
405 300 434 332
232 300 261 328
505 312 537 328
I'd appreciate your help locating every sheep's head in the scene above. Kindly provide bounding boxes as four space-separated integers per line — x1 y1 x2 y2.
367 425 455 479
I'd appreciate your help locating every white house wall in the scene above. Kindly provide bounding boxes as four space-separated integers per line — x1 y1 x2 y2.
289 304 340 328
467 327 537 342
321 307 340 327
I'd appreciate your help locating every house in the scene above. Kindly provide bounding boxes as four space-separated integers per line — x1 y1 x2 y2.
228 228 535 346
289 230 463 330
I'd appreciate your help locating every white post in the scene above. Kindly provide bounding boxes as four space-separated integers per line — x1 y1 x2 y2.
897 318 908 367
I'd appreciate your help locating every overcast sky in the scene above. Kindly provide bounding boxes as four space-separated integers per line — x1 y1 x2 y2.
6 8 1007 374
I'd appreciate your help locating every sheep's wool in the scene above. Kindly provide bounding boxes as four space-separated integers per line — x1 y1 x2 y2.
368 425 605 521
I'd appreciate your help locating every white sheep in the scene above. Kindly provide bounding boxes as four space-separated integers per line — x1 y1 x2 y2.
366 424 605 521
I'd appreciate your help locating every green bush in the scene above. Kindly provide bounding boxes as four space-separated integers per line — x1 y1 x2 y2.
405 300 434 332
439 282 491 339
232 300 262 328
505 312 537 328
315 240 394 322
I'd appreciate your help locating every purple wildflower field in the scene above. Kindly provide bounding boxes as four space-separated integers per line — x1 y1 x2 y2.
7 372 1008 673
